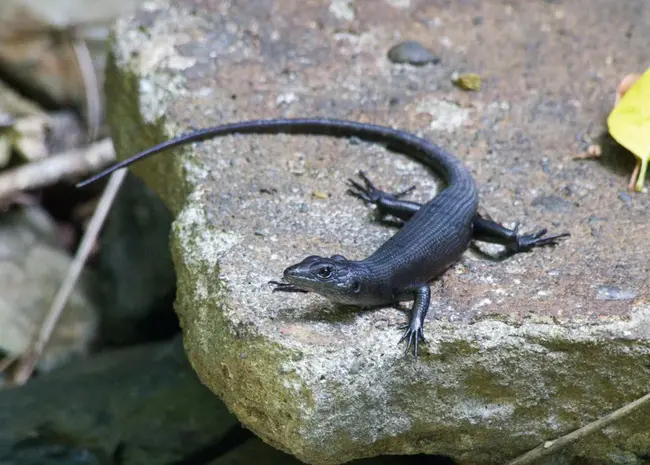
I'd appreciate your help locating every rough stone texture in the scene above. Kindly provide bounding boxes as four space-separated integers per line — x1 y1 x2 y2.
0 338 238 465
105 1 650 464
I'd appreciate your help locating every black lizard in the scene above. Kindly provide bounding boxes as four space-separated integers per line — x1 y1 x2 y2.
78 118 569 358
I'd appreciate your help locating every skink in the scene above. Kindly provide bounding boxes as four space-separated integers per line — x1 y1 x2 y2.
78 118 569 358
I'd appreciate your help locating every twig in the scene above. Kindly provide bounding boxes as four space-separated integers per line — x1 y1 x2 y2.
0 138 114 200
12 168 127 385
72 36 103 140
507 391 650 465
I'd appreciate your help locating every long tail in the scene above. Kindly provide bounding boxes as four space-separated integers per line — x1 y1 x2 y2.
76 118 472 189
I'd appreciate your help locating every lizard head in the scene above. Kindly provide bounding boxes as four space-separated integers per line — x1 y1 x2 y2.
281 254 365 304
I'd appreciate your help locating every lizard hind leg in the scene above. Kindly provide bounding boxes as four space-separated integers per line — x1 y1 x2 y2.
472 215 570 254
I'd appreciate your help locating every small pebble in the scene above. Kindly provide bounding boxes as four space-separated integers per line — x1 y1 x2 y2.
618 191 632 206
387 41 440 66
596 285 637 301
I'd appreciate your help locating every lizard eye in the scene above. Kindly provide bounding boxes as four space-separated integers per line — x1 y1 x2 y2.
350 281 361 293
317 265 333 278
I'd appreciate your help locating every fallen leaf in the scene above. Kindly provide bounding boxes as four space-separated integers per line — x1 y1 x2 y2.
452 72 481 91
607 68 650 192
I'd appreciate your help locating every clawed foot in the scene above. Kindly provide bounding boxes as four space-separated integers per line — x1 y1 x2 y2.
269 280 308 293
346 171 415 204
398 322 426 359
511 223 570 253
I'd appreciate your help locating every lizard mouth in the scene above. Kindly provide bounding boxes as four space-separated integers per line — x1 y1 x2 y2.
268 280 309 293
268 266 311 293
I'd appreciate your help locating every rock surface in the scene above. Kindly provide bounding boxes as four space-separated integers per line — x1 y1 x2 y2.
105 0 650 464
0 206 97 372
0 338 238 465
91 172 177 346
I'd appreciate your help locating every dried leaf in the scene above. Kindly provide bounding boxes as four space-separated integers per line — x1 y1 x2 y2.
607 68 650 192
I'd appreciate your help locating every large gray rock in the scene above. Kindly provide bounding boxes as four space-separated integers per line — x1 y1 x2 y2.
103 0 650 464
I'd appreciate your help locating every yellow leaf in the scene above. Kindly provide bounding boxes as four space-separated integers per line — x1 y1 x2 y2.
453 73 481 91
607 68 650 191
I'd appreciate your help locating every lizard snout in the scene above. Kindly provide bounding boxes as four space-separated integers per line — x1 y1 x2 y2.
283 264 305 281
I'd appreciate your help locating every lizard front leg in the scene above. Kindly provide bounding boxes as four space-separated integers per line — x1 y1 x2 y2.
398 285 431 359
347 171 421 222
